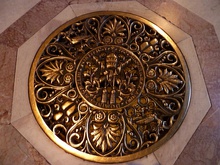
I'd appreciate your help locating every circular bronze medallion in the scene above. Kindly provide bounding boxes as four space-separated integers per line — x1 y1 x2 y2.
29 11 191 163
76 45 145 110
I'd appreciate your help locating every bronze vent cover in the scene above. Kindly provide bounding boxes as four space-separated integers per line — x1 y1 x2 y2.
29 11 191 163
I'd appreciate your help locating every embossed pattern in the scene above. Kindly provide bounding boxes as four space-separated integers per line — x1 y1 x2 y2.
29 12 190 162
0 0 218 164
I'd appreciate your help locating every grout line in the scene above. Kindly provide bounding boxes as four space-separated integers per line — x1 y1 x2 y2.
202 108 220 124
11 112 32 127
153 152 161 165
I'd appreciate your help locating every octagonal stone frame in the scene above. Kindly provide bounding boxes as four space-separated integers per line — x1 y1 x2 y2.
11 1 211 165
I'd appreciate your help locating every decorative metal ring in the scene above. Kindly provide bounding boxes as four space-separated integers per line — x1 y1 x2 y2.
29 11 191 163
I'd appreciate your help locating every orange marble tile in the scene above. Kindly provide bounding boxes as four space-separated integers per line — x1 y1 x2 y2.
143 0 220 121
10 0 69 39
0 0 40 34
175 109 220 165
68 0 105 4
0 45 17 124
0 0 219 164
136 0 220 164
0 124 49 165
12 2 211 165
0 27 27 48
138 0 219 116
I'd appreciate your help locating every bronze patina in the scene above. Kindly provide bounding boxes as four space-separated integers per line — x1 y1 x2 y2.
29 11 191 163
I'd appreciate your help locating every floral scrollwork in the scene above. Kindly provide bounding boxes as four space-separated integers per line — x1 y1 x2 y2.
30 12 190 163
87 111 125 155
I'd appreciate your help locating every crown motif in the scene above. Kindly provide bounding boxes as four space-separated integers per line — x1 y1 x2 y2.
106 53 117 68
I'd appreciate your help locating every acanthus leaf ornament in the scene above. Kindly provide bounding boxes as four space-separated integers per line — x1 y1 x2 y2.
29 11 191 163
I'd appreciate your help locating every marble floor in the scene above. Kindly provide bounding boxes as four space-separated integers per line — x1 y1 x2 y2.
0 0 220 165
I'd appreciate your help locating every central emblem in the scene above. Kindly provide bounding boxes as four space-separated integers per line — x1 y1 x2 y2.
29 11 191 163
76 46 145 110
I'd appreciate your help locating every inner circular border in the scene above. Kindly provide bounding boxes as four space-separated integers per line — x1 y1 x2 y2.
29 11 191 163
75 45 145 110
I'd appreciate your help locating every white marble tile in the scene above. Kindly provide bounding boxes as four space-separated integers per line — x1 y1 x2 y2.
12 113 75 165
154 37 211 165
11 4 159 164
12 113 159 165
173 0 219 12
11 6 76 123
125 155 159 165
70 1 190 43
12 1 190 123
70 1 150 17
0 0 40 34
12 2 210 165
139 9 191 43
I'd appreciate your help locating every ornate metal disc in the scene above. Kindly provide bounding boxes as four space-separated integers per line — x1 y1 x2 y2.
29 11 191 163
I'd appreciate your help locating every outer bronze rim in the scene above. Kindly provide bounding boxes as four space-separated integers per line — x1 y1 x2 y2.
29 11 191 163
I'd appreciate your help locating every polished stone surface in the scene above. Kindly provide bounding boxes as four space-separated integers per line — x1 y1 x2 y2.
0 45 17 124
12 1 210 165
11 6 76 123
173 0 220 41
0 124 49 165
0 0 219 164
0 0 40 34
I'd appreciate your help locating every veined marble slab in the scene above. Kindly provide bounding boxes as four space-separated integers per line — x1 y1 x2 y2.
0 0 40 34
11 1 211 165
